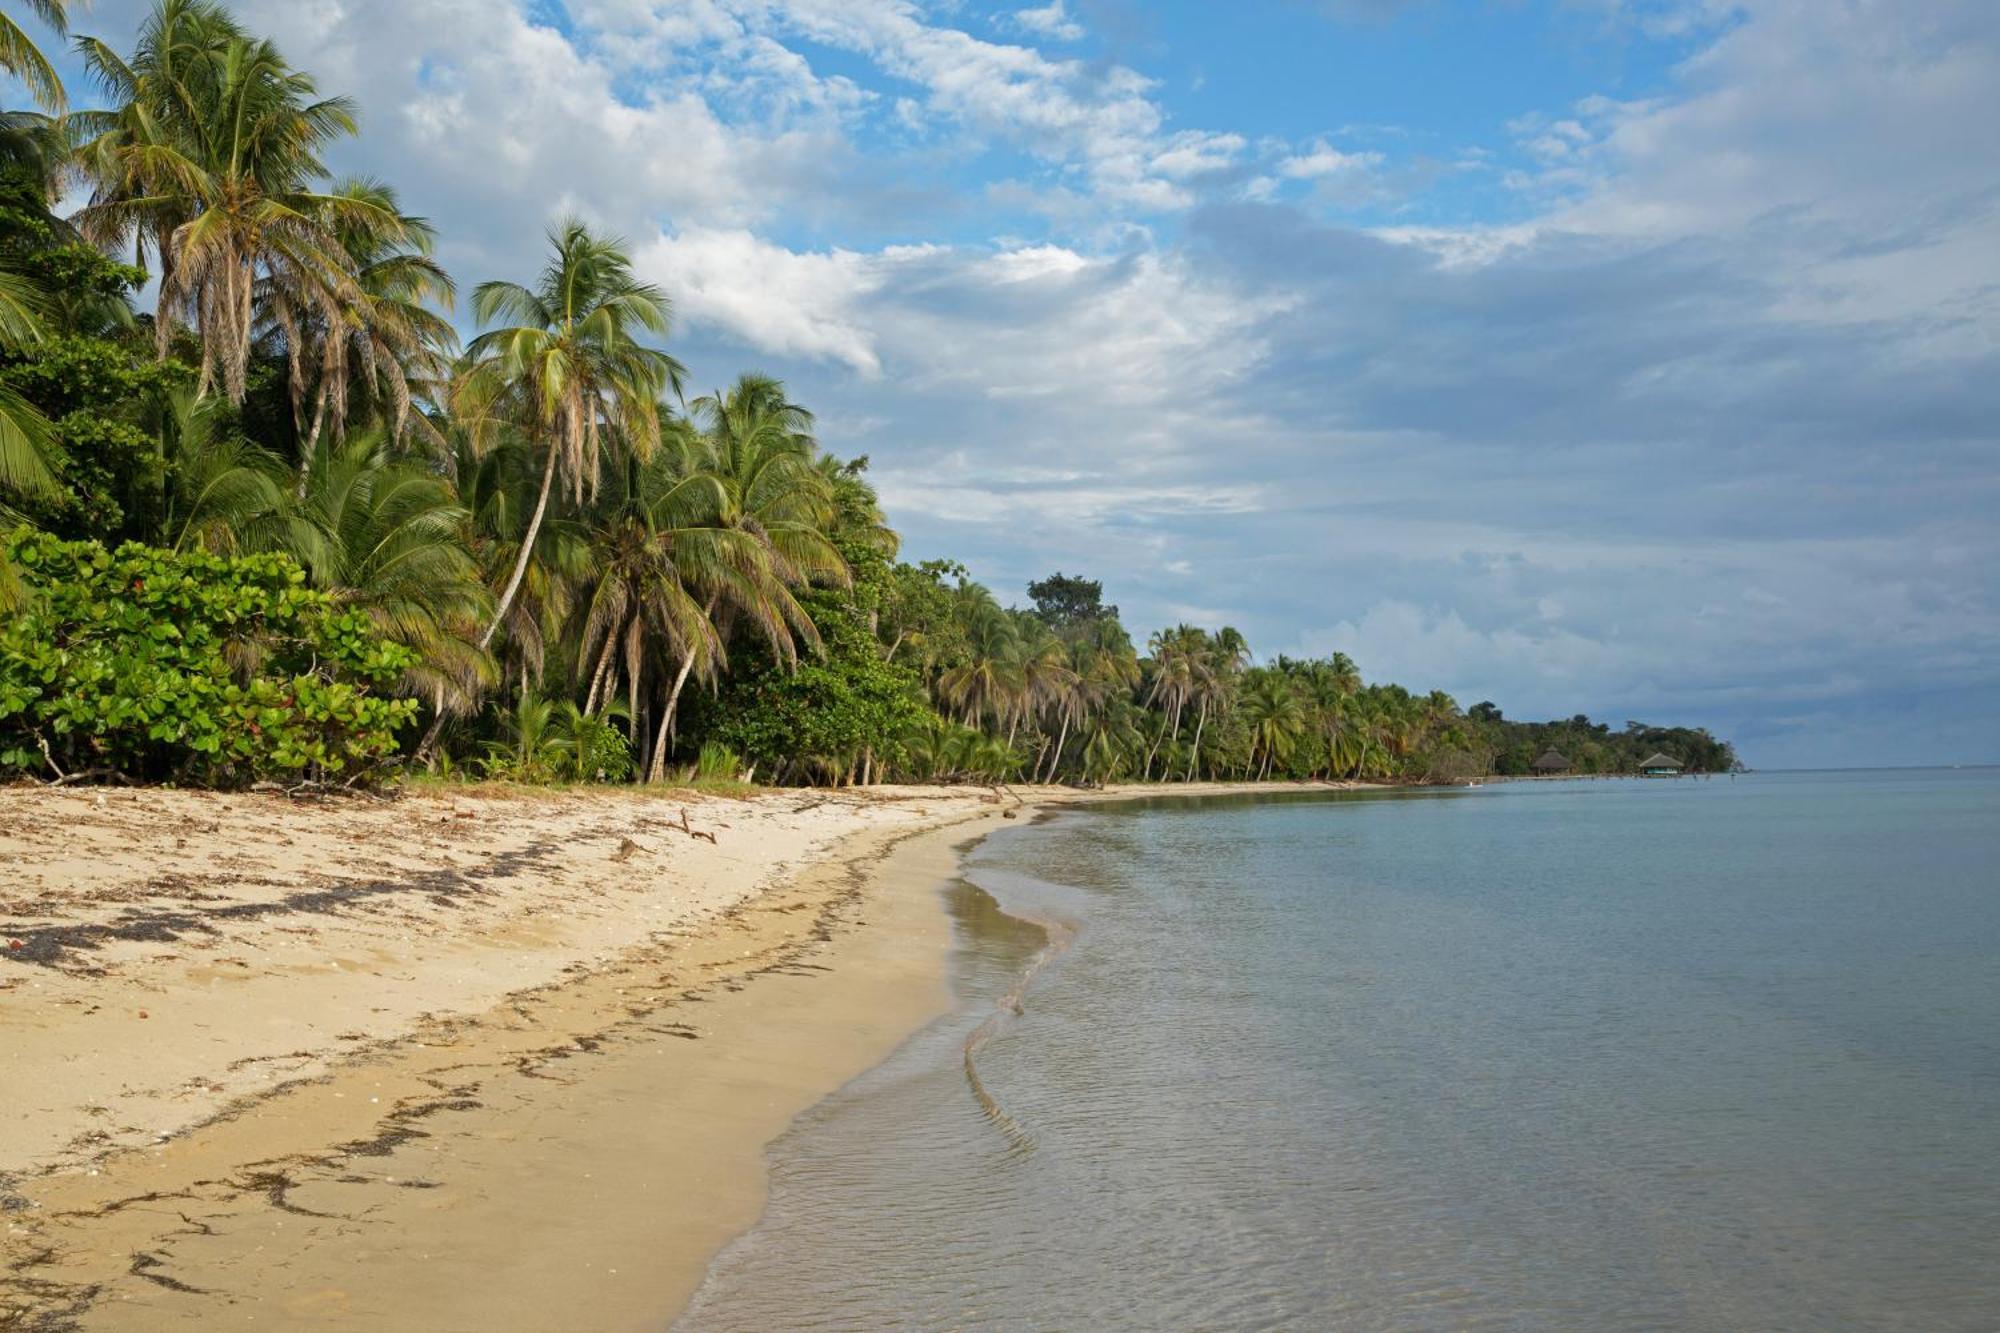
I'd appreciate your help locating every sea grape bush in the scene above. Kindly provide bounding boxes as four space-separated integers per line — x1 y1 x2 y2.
0 530 417 786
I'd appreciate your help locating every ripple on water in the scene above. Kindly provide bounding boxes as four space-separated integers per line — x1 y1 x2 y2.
680 774 2000 1332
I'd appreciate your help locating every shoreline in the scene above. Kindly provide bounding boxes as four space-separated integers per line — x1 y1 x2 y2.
0 779 1354 1328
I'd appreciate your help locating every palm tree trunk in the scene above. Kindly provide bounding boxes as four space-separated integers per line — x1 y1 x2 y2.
1043 711 1072 784
414 441 559 766
1185 699 1209 783
478 443 559 654
583 626 620 715
153 223 178 364
646 651 699 784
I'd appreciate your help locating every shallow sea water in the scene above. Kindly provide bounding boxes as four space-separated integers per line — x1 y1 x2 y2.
679 770 2000 1331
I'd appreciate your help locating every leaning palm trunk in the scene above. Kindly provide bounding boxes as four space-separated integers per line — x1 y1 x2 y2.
413 439 559 764
1140 692 1176 781
1042 710 1072 784
1185 700 1209 782
479 442 559 654
582 626 620 716
646 652 699 784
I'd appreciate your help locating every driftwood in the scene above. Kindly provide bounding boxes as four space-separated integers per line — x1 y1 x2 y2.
662 808 716 844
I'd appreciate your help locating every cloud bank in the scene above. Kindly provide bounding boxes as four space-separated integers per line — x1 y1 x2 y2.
56 0 2000 765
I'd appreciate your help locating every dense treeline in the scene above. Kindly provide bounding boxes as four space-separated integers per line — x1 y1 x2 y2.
1468 705 1737 777
0 1 1733 789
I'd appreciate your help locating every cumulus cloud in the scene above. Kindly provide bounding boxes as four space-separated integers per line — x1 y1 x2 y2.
636 229 916 376
51 0 2000 765
1277 140 1383 178
1011 2 1086 43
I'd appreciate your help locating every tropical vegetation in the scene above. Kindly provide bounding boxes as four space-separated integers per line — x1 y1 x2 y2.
0 0 1734 789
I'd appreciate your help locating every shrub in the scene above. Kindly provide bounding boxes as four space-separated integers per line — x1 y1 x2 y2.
695 741 740 782
0 530 417 786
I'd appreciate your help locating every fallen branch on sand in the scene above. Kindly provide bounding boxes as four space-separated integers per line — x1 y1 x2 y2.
652 808 716 844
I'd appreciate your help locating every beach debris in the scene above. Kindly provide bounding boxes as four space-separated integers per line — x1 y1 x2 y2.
667 808 717 844
138 1010 149 1019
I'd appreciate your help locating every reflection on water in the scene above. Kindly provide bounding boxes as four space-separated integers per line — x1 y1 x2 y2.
679 771 2000 1331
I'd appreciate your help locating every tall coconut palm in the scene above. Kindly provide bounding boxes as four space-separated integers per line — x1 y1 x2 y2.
631 376 843 782
1 0 69 111
264 178 456 461
568 429 746 782
693 374 845 591
1241 670 1306 781
1184 626 1249 782
74 0 243 359
1142 624 1200 779
77 8 385 399
293 427 493 712
938 592 1021 730
452 425 592 693
453 219 681 656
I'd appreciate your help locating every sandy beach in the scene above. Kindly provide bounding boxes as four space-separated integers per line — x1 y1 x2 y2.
0 780 1341 1329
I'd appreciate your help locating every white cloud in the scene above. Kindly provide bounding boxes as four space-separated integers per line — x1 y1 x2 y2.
1277 140 1383 179
1011 1 1086 42
57 0 2000 765
726 0 1198 208
1150 131 1248 179
638 228 924 377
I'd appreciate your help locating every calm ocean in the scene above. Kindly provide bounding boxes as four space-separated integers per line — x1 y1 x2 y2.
679 769 2000 1330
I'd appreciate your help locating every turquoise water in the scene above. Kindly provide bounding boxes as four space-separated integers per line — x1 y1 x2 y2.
680 770 2000 1330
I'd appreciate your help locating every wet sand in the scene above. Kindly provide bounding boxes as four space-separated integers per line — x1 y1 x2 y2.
0 780 1356 1329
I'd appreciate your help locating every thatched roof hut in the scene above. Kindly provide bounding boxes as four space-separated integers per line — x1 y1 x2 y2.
1639 752 1683 776
1532 749 1570 773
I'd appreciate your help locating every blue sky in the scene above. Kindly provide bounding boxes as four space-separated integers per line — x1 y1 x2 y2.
30 0 2000 766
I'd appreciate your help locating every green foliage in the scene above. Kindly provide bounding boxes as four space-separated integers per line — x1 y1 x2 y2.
693 581 929 784
1027 570 1117 635
557 702 635 782
0 172 188 538
1474 710 1735 775
478 692 634 784
0 530 416 785
695 741 740 782
0 6 1738 793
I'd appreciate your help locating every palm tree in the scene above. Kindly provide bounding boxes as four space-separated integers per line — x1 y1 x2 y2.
0 261 56 501
1241 670 1306 780
453 219 681 656
566 430 745 782
74 0 243 359
693 374 845 592
149 385 296 554
938 592 1021 730
1 0 69 111
630 375 844 782
265 178 456 460
1184 626 1249 782
293 428 492 713
77 6 386 399
1142 624 1200 779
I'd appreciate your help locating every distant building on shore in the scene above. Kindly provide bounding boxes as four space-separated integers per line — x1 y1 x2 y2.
1532 749 1571 775
1639 752 1684 777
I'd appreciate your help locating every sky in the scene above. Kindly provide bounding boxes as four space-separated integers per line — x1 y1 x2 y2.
26 0 2000 767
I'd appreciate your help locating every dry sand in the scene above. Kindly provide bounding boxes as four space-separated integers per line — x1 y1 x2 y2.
0 779 1353 1329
